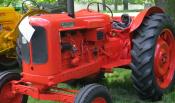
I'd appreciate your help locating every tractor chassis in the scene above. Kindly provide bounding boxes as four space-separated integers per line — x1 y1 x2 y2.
12 81 77 103
0 0 174 102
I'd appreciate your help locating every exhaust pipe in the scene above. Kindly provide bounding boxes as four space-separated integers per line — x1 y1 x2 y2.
67 0 75 18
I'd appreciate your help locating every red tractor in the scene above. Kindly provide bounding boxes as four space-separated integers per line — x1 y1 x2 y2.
0 0 175 103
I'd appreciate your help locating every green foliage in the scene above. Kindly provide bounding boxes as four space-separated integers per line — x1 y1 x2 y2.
0 0 3 4
36 0 57 3
129 0 144 4
75 0 122 5
155 0 175 21
75 0 145 4
166 0 175 21
0 0 12 6
0 0 155 7
0 0 58 6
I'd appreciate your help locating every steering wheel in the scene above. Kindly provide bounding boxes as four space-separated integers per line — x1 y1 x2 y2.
112 14 132 30
87 2 113 18
22 0 40 13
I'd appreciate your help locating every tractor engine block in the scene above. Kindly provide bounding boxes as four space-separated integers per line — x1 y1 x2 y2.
60 29 104 69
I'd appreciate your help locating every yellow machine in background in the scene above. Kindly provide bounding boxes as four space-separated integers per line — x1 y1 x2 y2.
0 7 21 53
0 7 21 68
0 2 47 68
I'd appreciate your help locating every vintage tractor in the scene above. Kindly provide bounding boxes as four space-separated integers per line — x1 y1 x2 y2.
0 0 174 103
0 0 47 69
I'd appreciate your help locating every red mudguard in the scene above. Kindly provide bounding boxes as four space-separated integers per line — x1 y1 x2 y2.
130 6 164 33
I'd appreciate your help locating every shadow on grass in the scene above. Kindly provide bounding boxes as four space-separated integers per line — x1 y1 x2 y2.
103 69 175 103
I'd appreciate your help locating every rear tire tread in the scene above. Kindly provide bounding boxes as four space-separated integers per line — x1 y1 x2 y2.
131 13 175 101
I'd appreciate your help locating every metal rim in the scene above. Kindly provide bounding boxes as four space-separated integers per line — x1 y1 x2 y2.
0 82 23 103
154 29 175 89
92 97 107 103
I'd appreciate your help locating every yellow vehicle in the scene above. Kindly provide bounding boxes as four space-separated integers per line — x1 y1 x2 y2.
0 0 47 68
0 7 21 68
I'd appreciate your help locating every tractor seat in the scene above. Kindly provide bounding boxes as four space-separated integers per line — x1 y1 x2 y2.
112 14 132 30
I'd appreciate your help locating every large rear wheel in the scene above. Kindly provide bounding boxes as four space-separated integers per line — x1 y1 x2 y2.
0 71 28 103
131 13 175 101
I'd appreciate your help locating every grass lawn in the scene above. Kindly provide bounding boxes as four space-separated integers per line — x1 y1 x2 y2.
28 69 175 103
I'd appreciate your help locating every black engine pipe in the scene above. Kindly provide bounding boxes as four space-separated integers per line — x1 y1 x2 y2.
67 0 75 18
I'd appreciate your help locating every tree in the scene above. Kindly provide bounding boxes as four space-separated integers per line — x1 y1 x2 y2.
114 0 118 11
102 0 106 11
57 0 67 11
123 0 128 10
154 0 166 8
0 0 16 6
155 0 175 20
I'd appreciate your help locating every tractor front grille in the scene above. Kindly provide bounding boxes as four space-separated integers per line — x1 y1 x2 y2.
19 33 30 64
19 26 48 64
31 26 48 64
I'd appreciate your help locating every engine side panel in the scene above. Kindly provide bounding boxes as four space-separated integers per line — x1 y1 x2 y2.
21 10 131 85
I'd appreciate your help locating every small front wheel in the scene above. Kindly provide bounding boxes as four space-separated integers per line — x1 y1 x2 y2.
0 71 28 103
75 84 112 103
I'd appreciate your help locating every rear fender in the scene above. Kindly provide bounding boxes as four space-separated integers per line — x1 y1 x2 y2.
129 6 164 33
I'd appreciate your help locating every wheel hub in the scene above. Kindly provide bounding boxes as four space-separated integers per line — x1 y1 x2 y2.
161 53 167 64
154 39 170 77
92 97 107 103
154 29 175 89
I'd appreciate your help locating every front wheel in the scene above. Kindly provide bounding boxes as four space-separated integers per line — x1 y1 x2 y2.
0 71 28 103
75 84 112 103
131 13 175 101
0 55 18 69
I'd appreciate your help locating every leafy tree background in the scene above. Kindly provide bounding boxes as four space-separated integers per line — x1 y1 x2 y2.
0 0 174 20
155 0 175 20
0 0 153 10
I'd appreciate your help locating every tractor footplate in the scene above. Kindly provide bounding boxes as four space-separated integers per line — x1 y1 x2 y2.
12 81 76 103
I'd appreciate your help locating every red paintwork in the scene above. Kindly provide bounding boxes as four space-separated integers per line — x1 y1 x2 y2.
130 6 164 33
92 97 107 103
154 29 175 89
9 7 173 103
0 82 23 103
12 81 76 103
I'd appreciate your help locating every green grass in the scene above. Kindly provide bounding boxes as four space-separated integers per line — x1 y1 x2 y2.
28 69 175 103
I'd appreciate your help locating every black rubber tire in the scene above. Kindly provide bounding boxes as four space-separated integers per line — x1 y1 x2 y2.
0 55 18 69
75 84 112 103
131 13 175 101
0 71 28 103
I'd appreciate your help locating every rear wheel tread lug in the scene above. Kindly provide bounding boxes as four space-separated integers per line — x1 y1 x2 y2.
131 13 175 101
